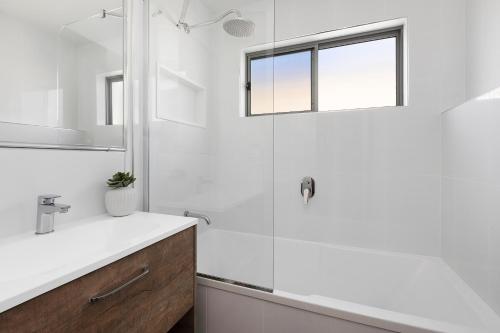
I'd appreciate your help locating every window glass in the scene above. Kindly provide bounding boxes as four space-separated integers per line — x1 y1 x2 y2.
249 56 273 115
250 50 312 115
273 50 312 114
318 37 397 111
111 80 124 125
246 28 403 116
105 75 124 125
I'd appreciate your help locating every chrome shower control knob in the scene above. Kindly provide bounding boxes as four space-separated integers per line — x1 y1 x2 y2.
300 177 315 205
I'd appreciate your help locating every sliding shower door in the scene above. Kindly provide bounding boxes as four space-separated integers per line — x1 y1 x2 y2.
147 0 275 290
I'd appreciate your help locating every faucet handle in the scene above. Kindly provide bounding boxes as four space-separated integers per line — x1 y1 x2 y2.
300 177 315 205
38 194 61 205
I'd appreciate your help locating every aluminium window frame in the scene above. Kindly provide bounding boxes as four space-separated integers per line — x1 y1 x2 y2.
105 74 124 125
245 26 404 117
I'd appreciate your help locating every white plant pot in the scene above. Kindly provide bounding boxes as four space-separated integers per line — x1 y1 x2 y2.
105 187 137 217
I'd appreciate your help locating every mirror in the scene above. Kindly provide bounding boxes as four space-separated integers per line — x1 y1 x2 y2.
0 0 125 150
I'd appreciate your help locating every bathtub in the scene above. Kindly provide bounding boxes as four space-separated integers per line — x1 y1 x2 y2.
197 229 500 333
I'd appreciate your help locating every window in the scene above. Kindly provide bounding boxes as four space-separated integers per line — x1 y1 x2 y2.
246 27 403 116
249 50 313 115
105 75 124 125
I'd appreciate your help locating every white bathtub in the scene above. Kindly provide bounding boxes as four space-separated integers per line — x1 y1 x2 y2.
198 229 500 333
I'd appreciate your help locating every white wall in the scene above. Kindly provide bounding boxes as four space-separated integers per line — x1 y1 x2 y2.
0 149 124 237
184 0 468 257
441 0 500 316
0 13 125 237
74 40 123 147
442 92 500 316
149 0 467 260
206 0 275 237
148 0 216 220
0 0 145 238
148 0 276 238
0 11 78 129
147 0 275 289
271 0 466 256
466 0 500 99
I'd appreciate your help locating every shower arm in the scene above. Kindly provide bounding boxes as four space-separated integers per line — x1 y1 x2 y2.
103 11 123 18
61 7 123 29
178 0 191 23
178 9 242 33
95 7 123 19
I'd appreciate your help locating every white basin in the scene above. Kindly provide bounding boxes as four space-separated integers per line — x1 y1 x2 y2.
0 212 197 313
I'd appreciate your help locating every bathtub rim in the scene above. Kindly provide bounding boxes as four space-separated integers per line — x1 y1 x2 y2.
197 276 491 333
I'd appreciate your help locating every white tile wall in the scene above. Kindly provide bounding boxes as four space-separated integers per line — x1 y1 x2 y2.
274 111 444 255
466 0 500 99
150 0 467 264
0 149 124 237
442 93 500 316
148 0 276 288
272 0 466 256
0 0 145 239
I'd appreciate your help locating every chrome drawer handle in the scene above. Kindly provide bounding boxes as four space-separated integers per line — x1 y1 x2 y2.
89 266 150 304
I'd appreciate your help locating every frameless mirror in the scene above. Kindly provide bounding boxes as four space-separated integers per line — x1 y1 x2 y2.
0 0 126 150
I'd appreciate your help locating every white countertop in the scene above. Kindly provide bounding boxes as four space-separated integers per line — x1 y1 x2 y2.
0 212 197 313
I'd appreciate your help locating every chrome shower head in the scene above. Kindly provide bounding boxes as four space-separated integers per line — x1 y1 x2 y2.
177 4 255 38
222 17 255 38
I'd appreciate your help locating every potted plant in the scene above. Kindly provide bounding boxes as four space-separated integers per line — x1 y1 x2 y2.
104 171 137 217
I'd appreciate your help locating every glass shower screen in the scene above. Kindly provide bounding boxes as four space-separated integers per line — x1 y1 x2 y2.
147 0 275 290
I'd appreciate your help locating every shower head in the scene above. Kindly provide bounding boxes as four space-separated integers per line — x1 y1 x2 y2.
223 17 255 38
172 1 255 38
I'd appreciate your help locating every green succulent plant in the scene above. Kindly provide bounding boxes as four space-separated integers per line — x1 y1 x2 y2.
107 171 136 189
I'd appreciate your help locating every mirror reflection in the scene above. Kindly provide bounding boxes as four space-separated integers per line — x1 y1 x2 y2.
0 0 125 149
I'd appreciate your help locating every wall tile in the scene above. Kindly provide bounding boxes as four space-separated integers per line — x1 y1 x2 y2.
442 93 500 316
0 149 123 237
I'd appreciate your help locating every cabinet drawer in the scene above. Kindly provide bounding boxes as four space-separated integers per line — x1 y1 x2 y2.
0 227 195 333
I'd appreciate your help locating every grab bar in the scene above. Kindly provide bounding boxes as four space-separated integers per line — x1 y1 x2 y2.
184 210 211 225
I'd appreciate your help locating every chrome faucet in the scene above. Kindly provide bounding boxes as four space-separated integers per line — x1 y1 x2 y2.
36 195 71 234
184 210 211 225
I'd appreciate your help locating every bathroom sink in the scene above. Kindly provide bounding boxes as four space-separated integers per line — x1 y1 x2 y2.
0 212 197 313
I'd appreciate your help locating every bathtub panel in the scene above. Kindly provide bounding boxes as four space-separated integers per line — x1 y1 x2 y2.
205 287 264 333
200 285 394 333
195 285 207 333
262 302 394 333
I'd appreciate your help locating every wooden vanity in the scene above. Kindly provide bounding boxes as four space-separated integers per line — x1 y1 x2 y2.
0 221 196 333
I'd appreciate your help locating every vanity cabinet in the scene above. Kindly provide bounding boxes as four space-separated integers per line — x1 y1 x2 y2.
0 227 196 333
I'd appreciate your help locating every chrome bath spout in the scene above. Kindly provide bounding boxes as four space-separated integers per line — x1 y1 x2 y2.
184 210 211 225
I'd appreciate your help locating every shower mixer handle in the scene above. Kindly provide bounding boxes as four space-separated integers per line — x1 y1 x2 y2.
301 177 315 205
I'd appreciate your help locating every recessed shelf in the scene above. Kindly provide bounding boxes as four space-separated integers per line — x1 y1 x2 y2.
156 64 207 128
